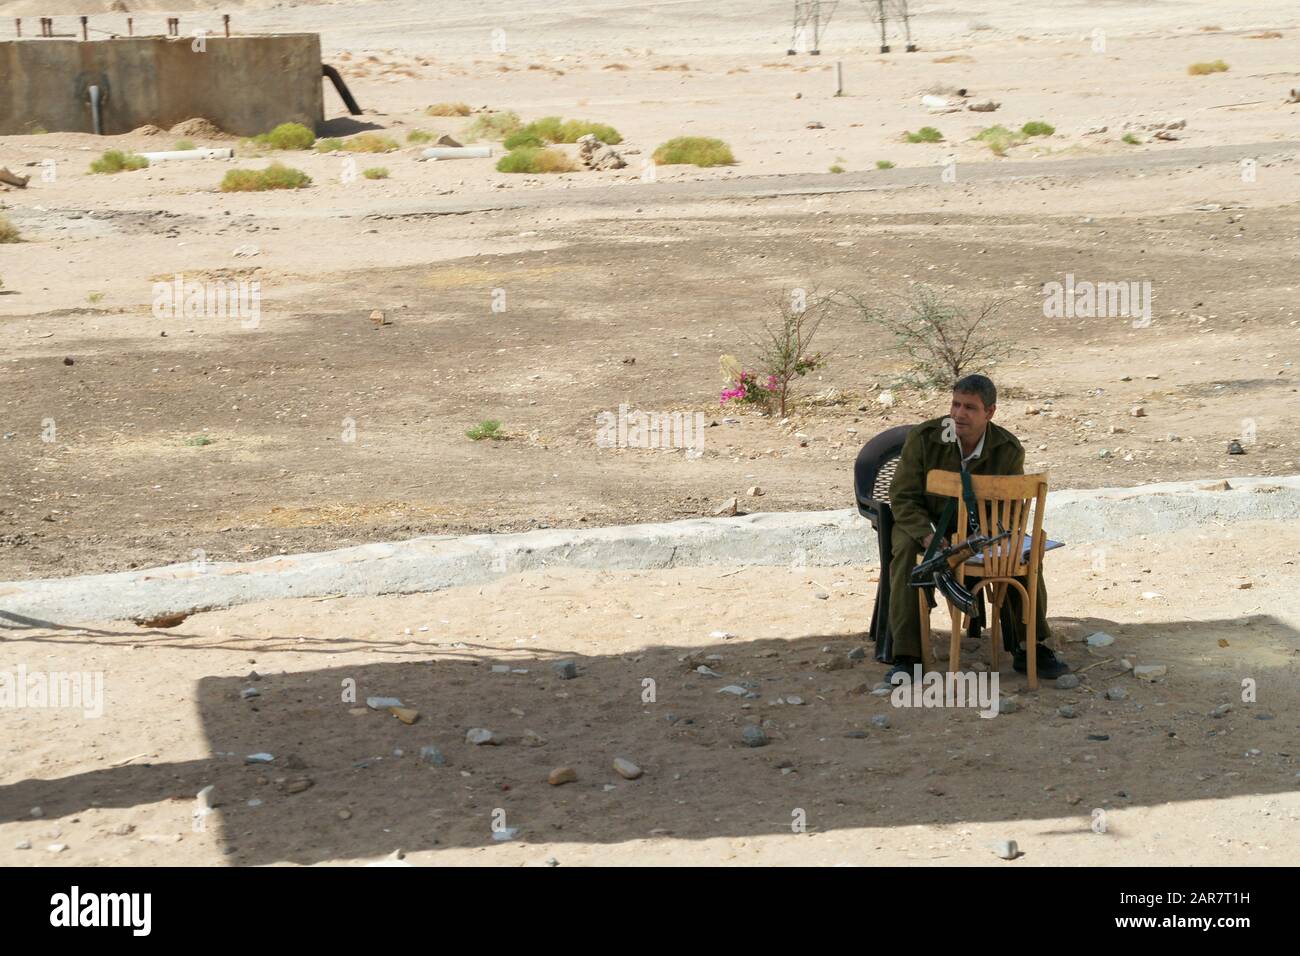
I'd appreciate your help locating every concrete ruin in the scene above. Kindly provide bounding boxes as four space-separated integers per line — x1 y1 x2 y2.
0 33 324 136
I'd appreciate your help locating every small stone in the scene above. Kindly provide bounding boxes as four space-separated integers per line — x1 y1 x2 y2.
466 728 501 745
30 807 43 819
818 657 851 672
548 767 578 786
244 752 274 764
613 758 643 779
696 665 722 678
47 843 68 854
993 839 1020 860
522 730 547 747
285 778 314 794
1130 405 1146 418
490 664 510 673
196 785 216 811
813 591 830 600
713 497 739 516
786 695 805 706
719 684 747 696
552 660 578 680
493 827 520 842
870 714 891 729
337 809 352 820
1056 674 1081 689
240 687 260 699
366 696 402 710
1105 687 1127 701
1057 705 1077 719
419 746 446 766
997 697 1019 715
389 707 420 724
1254 713 1274 721
1087 734 1111 741
1133 664 1166 681
847 647 867 660
844 730 868 739
1086 632 1116 648
1227 440 1245 455
1211 704 1232 718
741 725 770 747
746 486 763 496
15 839 31 850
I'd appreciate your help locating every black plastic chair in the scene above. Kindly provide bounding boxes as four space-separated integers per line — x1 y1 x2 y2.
853 425 915 663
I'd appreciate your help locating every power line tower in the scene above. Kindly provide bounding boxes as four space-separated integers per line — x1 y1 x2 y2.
861 0 917 53
787 1 839 55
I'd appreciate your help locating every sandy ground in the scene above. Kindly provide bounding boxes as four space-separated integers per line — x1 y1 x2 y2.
1 520 1296 866
1 1 1299 866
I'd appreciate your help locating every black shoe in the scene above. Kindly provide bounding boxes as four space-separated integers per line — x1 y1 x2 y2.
1014 645 1069 679
885 656 922 683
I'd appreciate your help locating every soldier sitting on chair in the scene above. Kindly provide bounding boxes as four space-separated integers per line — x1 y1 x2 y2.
885 374 1068 682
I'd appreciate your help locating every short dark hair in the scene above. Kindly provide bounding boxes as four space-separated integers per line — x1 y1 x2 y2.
953 374 997 409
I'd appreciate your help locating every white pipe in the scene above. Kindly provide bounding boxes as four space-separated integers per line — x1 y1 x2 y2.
137 148 235 161
420 146 492 160
89 85 102 135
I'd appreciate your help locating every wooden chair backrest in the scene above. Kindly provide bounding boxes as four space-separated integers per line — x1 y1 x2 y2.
924 470 1049 578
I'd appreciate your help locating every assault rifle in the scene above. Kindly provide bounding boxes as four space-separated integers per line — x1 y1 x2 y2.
909 529 1011 615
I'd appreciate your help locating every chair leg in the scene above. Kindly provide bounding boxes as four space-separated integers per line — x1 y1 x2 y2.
917 589 933 675
989 582 1004 673
1026 580 1039 692
948 598 962 673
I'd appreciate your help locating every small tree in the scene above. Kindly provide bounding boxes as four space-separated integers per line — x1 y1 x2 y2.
722 289 829 417
840 286 1015 389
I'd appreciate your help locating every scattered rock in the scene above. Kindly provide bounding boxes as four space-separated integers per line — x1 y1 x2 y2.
1087 734 1111 741
523 729 547 747
993 839 1020 860
746 485 763 496
741 725 770 747
785 695 804 706
968 100 1000 112
465 728 501 746
614 757 643 779
369 309 390 327
47 843 69 854
232 243 260 258
719 684 747 696
1133 664 1167 681
1130 406 1146 418
817 656 851 672
240 687 260 699
1199 479 1232 491
1086 632 1116 648
1056 674 1081 689
390 706 420 724
713 497 739 516
552 660 578 680
14 839 31 850
1227 440 1245 455
493 827 520 842
1057 705 1077 719
1210 703 1232 718
870 714 891 729
549 767 578 786
244 752 274 764
419 746 447 766
847 647 867 660
997 696 1019 715
1105 687 1128 701
285 778 314 794
366 696 402 710
576 133 627 170
337 809 352 820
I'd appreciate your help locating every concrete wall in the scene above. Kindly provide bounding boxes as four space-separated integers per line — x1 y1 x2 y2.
0 34 324 136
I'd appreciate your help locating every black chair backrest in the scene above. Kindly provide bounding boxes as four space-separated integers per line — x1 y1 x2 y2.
853 424 915 521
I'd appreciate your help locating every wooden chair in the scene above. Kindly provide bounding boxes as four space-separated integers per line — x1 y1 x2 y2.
917 470 1051 689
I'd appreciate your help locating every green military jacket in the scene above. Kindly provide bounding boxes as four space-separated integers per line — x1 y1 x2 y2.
887 416 1026 548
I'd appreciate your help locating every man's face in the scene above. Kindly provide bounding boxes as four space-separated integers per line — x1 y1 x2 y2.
950 390 995 444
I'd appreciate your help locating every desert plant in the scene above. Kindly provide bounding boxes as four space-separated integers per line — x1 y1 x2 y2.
839 286 1016 389
1122 132 1141 145
407 130 434 144
426 102 471 116
87 292 105 304
315 137 344 153
343 133 400 153
0 215 20 244
905 126 944 143
1020 121 1055 137
504 117 622 149
252 122 316 150
363 167 390 179
466 420 504 440
184 435 214 446
464 110 523 141
89 150 149 174
974 125 1026 156
220 162 312 192
652 136 735 167
495 146 577 173
876 160 896 169
173 138 196 151
722 290 831 417
829 164 845 173
1188 60 1229 75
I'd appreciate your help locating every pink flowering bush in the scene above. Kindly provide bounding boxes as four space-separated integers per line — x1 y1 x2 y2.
720 369 779 410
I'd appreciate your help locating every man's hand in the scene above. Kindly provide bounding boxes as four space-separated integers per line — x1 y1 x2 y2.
922 533 949 550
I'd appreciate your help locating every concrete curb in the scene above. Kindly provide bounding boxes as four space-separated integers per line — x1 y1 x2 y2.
1 475 1296 626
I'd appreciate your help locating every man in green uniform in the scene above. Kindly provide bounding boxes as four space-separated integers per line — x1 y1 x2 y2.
885 374 1067 681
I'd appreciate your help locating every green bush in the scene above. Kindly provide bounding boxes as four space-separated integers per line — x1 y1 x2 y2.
503 116 622 149
973 124 1026 156
407 130 434 144
1021 121 1055 137
363 167 390 179
876 160 896 169
905 126 944 143
1188 60 1229 75
466 420 504 441
252 122 316 150
465 110 523 141
315 137 344 153
652 136 736 167
173 138 196 151
0 215 20 244
1122 132 1141 145
220 162 312 192
343 133 399 153
89 150 149 174
495 146 577 174
829 164 845 173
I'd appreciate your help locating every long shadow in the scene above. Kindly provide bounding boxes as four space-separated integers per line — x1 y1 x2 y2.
1 614 1295 864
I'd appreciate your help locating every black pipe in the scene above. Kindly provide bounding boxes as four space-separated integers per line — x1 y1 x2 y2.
322 64 362 115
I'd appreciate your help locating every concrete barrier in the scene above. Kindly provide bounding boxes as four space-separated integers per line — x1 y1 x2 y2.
0 35 323 136
0 475 1296 625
